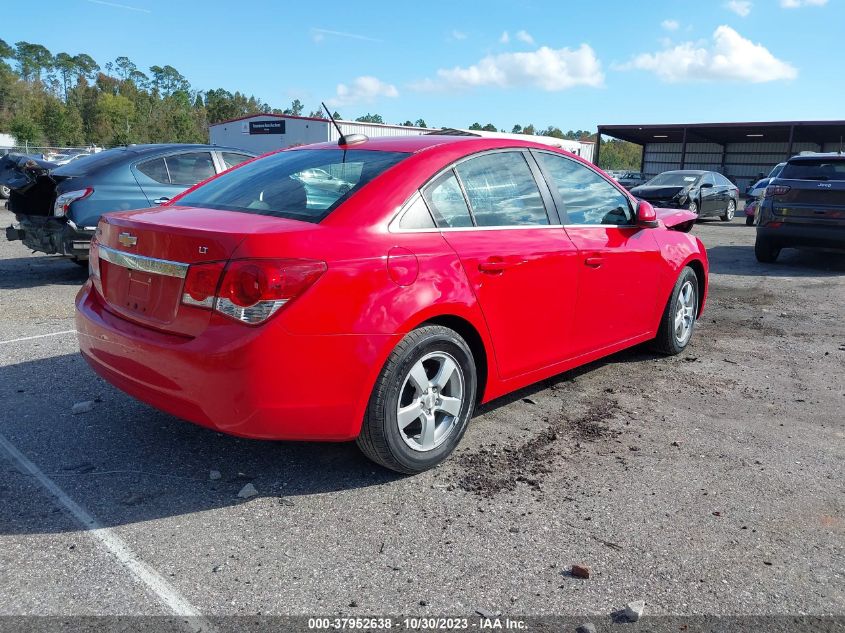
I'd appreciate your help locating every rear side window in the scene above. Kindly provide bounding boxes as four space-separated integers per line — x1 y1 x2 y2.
455 152 548 227
136 157 169 184
398 194 436 229
167 152 216 186
221 152 252 170
780 159 845 181
176 149 409 223
422 171 474 228
537 152 633 225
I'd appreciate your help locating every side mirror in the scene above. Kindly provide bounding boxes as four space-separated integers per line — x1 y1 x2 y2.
699 182 713 189
636 199 659 228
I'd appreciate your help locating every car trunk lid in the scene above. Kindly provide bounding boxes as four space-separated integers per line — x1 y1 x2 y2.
0 154 67 216
94 205 309 336
771 179 845 224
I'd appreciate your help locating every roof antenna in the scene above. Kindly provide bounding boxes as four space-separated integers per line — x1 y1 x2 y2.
322 102 367 147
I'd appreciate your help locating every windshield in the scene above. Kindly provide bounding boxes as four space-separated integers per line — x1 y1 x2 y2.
780 159 845 181
176 149 410 222
644 172 701 187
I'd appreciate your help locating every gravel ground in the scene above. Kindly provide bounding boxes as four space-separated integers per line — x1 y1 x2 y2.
0 204 842 621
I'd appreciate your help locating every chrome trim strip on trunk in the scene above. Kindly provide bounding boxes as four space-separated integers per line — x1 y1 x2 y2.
97 245 189 279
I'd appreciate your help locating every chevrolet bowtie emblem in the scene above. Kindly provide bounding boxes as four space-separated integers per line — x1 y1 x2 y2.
118 232 137 247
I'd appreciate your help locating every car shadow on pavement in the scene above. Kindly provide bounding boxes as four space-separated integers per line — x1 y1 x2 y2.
0 256 89 289
0 353 402 535
706 245 845 277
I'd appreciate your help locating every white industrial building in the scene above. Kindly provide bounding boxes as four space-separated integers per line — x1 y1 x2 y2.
209 114 595 162
208 114 431 154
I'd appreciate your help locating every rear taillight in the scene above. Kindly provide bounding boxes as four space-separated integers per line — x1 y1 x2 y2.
54 188 93 217
764 185 791 197
182 262 226 308
180 258 326 325
89 238 100 278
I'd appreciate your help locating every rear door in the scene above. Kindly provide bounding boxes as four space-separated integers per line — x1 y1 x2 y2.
533 150 663 355
422 150 580 380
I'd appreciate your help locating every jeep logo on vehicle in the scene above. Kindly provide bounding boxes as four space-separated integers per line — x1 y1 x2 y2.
118 232 138 247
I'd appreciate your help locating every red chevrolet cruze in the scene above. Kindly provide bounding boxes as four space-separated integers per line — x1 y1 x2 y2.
76 135 708 473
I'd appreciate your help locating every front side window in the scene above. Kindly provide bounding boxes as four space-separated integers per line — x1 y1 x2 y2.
166 152 216 186
454 152 549 227
537 153 633 225
177 149 409 223
422 171 474 228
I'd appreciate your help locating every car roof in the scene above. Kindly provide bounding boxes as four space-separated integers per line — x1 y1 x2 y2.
293 134 574 155
661 169 708 175
788 152 845 162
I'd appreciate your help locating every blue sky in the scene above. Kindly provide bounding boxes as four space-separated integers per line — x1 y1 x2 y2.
4 0 842 132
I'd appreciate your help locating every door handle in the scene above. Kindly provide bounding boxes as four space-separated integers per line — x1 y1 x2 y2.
153 197 170 205
584 256 604 268
478 260 509 274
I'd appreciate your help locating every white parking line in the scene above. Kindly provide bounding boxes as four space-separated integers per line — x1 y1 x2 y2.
0 330 76 345
0 431 214 632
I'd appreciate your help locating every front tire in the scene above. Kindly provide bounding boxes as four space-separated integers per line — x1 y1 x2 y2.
688 199 699 216
754 237 780 263
357 325 477 474
721 199 736 222
653 267 699 356
0 185 9 199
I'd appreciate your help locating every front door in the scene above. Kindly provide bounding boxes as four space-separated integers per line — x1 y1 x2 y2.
421 152 580 380
533 151 663 355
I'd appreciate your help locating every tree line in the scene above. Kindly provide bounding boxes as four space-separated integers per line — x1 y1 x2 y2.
0 38 640 169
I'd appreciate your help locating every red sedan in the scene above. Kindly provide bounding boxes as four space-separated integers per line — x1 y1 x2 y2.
75 135 708 474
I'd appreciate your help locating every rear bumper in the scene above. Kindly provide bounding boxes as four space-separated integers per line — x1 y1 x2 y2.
757 222 845 251
6 215 93 258
74 281 397 441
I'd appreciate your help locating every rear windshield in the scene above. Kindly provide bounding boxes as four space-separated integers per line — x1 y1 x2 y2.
780 159 845 181
176 149 410 222
645 172 701 187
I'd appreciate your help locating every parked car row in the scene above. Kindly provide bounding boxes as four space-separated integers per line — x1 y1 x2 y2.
1 144 254 263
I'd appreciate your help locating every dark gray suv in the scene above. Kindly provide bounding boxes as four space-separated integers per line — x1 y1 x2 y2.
2 144 254 263
755 153 845 262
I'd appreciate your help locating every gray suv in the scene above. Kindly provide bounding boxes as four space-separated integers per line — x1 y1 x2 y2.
755 153 845 262
2 144 254 263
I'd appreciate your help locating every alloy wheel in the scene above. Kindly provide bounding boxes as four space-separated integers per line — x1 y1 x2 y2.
688 199 698 214
726 200 736 220
674 281 696 345
396 351 465 452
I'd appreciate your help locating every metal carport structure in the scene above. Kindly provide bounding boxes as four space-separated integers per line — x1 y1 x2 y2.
595 120 845 192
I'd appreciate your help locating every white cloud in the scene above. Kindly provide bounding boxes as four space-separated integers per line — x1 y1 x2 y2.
781 0 827 7
451 30 467 41
661 19 680 31
725 0 752 16
326 76 399 107
615 25 796 83
412 44 604 92
499 31 510 44
515 30 535 44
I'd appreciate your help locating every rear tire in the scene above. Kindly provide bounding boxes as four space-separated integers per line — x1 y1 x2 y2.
745 215 754 226
720 199 736 222
357 325 477 474
652 267 699 356
754 237 780 263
